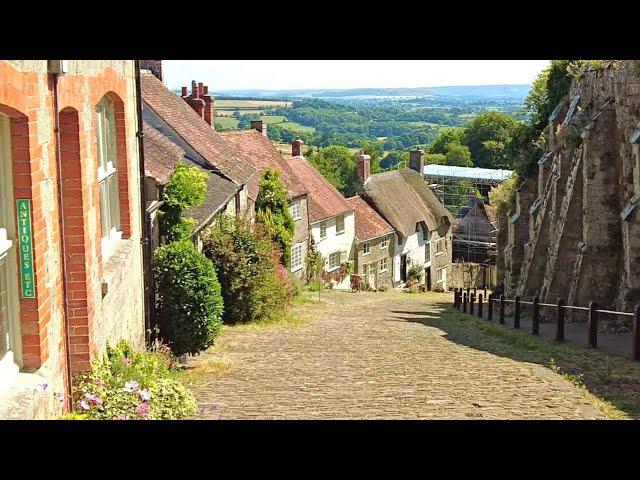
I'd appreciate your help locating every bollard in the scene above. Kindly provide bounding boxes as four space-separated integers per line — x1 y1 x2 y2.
466 286 471 299
488 293 493 322
588 301 598 348
514 295 520 329
470 293 475 315
462 293 467 313
473 287 477 297
634 305 640 361
532 296 539 336
556 298 565 341
478 293 483 318
499 294 505 324
454 288 459 309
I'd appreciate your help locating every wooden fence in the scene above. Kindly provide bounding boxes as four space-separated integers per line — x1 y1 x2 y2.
452 287 640 361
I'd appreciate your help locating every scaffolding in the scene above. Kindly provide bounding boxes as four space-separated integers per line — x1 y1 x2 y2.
423 164 514 267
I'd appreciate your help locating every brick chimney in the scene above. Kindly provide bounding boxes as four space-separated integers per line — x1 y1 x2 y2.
181 80 212 125
409 149 425 175
251 120 268 137
140 60 163 81
292 139 304 157
356 149 371 185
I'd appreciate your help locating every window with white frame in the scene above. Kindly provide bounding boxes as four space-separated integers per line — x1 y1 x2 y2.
435 238 443 255
319 221 327 239
96 98 122 258
0 116 20 374
328 251 341 270
379 258 388 273
335 214 345 235
363 242 370 255
291 243 303 272
290 198 302 221
380 238 388 249
437 267 446 283
361 263 370 275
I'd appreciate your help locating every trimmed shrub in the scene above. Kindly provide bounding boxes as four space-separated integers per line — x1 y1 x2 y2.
73 340 197 420
202 215 292 324
162 161 208 242
154 240 224 356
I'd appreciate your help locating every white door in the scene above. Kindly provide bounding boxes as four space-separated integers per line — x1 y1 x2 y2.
0 115 21 390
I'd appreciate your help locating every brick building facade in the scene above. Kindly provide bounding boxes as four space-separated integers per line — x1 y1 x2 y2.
0 61 145 418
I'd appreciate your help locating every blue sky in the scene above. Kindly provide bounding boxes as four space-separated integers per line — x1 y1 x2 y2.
163 60 550 92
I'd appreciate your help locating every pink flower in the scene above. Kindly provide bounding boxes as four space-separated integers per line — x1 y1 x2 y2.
138 389 151 402
123 380 139 393
79 400 91 411
84 392 103 405
134 403 149 416
123 357 132 366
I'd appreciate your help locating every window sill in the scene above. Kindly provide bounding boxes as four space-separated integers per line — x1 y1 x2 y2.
380 269 388 274
291 264 303 273
336 231 345 236
326 265 341 273
435 252 444 257
102 238 134 298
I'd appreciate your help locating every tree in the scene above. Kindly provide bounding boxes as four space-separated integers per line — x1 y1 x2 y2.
307 145 359 196
255 169 295 267
428 128 465 155
445 142 472 167
461 111 518 169
424 153 446 165
162 161 208 242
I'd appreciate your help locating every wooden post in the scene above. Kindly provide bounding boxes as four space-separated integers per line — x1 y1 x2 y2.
470 293 475 315
482 266 487 296
556 298 565 341
499 294 505 325
466 286 470 298
488 293 493 322
454 288 458 309
514 295 520 329
633 305 640 361
473 287 477 297
478 293 483 318
532 296 539 335
462 293 467 313
588 301 598 348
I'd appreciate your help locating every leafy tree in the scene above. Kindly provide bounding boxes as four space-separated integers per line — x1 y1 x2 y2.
255 169 295 267
461 112 518 168
445 142 473 167
307 145 359 196
428 128 465 155
162 161 208 242
424 153 446 165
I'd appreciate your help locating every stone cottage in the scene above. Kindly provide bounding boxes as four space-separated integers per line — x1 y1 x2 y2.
345 195 395 290
358 150 453 290
219 128 310 280
0 60 146 418
285 143 355 289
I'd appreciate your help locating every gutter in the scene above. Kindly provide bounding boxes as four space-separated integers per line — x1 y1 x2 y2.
134 61 152 344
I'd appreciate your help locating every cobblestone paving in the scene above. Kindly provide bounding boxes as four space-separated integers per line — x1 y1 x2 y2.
190 291 604 419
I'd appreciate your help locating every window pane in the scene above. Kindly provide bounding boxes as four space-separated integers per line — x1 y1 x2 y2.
0 257 9 357
99 178 110 238
107 173 121 232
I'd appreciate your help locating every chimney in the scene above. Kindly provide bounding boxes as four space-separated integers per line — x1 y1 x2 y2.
409 149 425 175
181 80 210 122
191 80 198 98
203 90 213 126
140 60 163 82
292 139 304 157
356 149 371 185
202 85 209 95
251 120 268 137
198 82 204 97
181 86 188 97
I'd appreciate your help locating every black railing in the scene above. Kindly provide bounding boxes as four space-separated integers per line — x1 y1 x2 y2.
452 288 640 361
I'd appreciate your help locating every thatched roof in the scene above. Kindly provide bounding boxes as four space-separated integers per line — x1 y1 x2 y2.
362 168 452 242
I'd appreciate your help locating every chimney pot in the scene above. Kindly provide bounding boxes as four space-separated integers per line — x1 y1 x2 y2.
181 86 188 97
191 80 198 98
251 120 268 137
203 85 209 95
140 60 163 82
198 82 204 96
292 139 304 157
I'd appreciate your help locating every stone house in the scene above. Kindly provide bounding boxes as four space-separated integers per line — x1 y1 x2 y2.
345 195 395 290
0 60 146 418
358 150 453 290
285 144 355 289
218 128 310 280
452 197 498 264
139 67 255 251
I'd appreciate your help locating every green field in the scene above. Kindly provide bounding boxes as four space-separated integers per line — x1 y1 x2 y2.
259 115 286 124
214 116 239 129
276 121 315 134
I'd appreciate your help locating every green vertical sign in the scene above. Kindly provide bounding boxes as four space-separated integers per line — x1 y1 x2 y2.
16 199 36 298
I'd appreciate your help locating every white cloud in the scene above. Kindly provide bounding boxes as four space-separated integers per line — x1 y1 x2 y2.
163 60 550 92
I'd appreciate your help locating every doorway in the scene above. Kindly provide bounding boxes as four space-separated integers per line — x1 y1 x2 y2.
425 267 432 291
400 254 408 282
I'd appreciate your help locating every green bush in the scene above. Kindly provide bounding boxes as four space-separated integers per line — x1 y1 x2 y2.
202 215 291 324
407 262 423 283
73 340 197 420
154 240 224 356
162 161 208 242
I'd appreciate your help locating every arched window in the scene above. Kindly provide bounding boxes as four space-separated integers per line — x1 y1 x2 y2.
96 97 122 257
0 114 20 379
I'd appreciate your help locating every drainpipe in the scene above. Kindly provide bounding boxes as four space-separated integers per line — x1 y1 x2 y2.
51 73 74 413
134 61 152 344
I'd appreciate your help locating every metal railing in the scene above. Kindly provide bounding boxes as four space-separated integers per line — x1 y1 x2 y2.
452 288 640 361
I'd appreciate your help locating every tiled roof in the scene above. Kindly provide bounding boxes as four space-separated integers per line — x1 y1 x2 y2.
143 121 239 231
345 196 394 241
363 169 452 241
284 156 353 223
140 71 255 185
219 130 308 201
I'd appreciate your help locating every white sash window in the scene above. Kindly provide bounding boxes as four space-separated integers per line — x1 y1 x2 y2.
96 98 122 258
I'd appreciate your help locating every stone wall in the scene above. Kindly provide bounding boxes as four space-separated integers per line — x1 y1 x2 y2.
499 61 640 311
353 233 395 290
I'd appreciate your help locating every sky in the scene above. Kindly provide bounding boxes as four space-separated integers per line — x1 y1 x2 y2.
163 60 550 92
